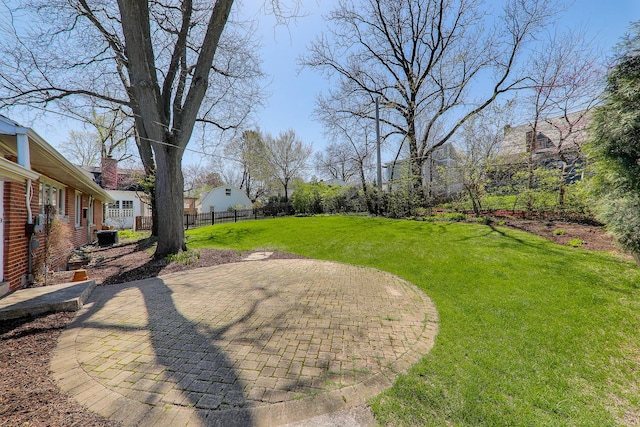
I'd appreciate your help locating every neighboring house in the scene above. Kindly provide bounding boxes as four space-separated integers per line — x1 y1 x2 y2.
383 143 462 197
184 197 198 215
0 115 114 296
500 111 591 172
199 185 252 213
84 157 150 229
320 178 347 187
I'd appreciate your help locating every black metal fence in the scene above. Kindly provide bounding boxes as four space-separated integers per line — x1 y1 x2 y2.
135 203 294 231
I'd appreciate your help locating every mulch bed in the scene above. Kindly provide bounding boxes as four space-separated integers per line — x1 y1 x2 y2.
501 218 624 254
0 312 122 427
0 219 628 425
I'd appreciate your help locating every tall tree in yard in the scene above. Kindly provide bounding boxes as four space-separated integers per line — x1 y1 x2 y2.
590 21 640 262
455 102 514 215
223 130 272 202
521 29 603 213
59 107 137 167
0 0 264 257
303 0 561 198
314 115 376 212
261 130 312 201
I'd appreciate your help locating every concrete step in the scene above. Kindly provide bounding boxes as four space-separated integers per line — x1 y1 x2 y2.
0 280 96 320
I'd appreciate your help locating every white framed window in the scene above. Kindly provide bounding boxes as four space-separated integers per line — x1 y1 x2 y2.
88 197 94 226
75 191 82 228
58 187 66 216
39 180 66 217
122 200 133 210
225 188 231 196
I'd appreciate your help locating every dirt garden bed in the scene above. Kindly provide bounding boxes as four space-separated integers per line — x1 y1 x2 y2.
501 218 624 254
0 219 628 426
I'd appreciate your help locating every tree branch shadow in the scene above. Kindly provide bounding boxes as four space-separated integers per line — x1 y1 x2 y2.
69 264 263 426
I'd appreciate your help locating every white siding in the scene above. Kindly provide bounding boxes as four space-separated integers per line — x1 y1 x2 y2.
104 189 149 229
199 186 252 213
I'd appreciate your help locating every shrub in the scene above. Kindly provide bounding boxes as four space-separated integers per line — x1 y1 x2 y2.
381 187 422 219
34 210 73 285
553 229 566 236
292 182 326 214
440 212 467 222
567 238 584 248
594 192 640 254
165 249 200 265
292 182 370 215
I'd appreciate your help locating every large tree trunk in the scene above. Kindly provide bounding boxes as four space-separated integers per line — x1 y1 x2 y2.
406 121 424 192
154 140 186 257
133 123 158 236
283 180 289 202
359 162 374 214
118 0 234 256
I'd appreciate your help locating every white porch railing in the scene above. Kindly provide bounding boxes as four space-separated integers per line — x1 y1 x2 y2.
106 208 134 218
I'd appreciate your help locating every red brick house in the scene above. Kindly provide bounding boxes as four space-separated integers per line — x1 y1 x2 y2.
0 115 113 297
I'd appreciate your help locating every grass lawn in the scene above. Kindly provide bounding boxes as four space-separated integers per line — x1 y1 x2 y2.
186 216 640 426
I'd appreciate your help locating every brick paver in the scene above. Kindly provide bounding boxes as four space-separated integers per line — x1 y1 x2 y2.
51 259 438 426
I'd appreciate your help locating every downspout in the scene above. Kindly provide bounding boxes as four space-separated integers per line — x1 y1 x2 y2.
88 196 93 243
26 179 33 223
17 129 32 222
17 129 36 284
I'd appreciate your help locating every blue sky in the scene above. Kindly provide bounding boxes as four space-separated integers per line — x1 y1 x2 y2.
249 0 639 162
6 0 640 168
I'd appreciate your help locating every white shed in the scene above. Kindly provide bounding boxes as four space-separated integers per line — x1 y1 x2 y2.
104 189 150 229
199 185 252 213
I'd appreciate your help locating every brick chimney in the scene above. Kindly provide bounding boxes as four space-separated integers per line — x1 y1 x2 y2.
101 155 118 190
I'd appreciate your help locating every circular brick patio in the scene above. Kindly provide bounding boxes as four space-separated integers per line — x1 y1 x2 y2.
51 259 438 426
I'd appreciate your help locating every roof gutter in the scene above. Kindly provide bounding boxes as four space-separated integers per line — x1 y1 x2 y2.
26 128 114 203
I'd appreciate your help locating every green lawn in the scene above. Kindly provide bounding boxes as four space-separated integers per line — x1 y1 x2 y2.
186 216 640 426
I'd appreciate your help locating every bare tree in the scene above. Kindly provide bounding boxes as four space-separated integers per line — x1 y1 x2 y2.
303 0 561 197
455 102 515 214
223 130 272 202
261 129 312 201
183 162 222 197
59 106 136 167
314 143 358 184
0 0 265 256
521 28 604 211
58 130 102 167
316 111 378 209
89 107 135 162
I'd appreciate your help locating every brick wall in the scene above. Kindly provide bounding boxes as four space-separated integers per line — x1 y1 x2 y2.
67 192 103 249
3 180 38 291
3 180 107 291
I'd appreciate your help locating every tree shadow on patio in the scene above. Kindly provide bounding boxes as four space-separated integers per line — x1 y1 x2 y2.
68 272 263 426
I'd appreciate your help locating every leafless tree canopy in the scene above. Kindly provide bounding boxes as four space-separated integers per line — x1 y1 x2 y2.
303 0 562 191
58 130 103 168
0 1 263 130
183 162 222 196
0 0 266 256
518 28 604 209
222 130 272 202
57 107 138 167
261 129 312 201
314 143 359 184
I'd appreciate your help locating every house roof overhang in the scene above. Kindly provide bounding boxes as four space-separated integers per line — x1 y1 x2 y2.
0 156 40 182
0 116 114 203
27 129 114 203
